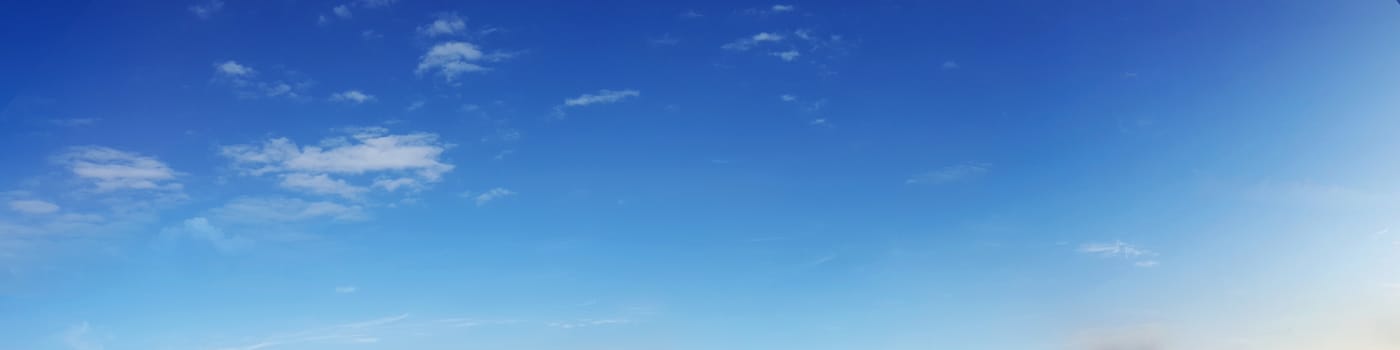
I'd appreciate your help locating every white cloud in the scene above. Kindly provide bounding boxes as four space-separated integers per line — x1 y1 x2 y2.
564 89 640 107
468 187 515 206
330 90 376 104
771 50 801 61
8 200 59 215
279 173 366 198
780 94 797 102
809 118 831 127
57 147 180 192
405 100 426 111
553 89 640 117
189 0 224 19
335 286 358 293
771 4 796 12
905 163 988 185
418 13 467 37
679 10 703 18
210 197 366 223
416 41 511 81
1078 240 1154 259
221 128 453 196
216 61 255 77
160 217 253 253
942 61 960 69
722 32 784 51
332 5 352 19
211 61 311 99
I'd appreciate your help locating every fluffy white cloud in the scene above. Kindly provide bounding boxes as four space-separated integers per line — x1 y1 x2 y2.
416 41 513 81
722 32 784 51
418 13 467 37
221 128 453 197
160 217 252 253
905 163 988 185
330 90 376 104
8 200 59 215
468 188 515 206
58 147 180 192
189 0 224 19
216 61 254 77
564 89 640 107
771 4 796 12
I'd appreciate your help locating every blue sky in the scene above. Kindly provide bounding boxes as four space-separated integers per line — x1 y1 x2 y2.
2 0 1400 349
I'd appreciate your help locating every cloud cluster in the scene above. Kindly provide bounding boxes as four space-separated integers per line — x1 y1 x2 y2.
211 60 313 99
416 42 515 82
220 127 453 198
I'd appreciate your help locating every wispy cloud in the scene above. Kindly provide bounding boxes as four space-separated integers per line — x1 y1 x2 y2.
189 0 224 19
418 13 466 37
335 286 358 293
330 90 375 104
906 163 988 185
941 60 960 70
1078 240 1160 267
554 89 640 117
721 32 784 51
332 5 352 19
159 217 253 254
210 196 366 223
51 118 99 127
57 147 181 192
467 187 515 206
771 50 801 61
546 319 632 329
211 61 312 99
8 199 59 215
564 89 640 107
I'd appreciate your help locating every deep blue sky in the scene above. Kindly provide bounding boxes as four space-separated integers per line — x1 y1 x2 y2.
3 1 1400 349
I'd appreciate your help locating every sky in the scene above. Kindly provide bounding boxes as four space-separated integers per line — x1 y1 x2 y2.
2 0 1400 349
